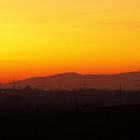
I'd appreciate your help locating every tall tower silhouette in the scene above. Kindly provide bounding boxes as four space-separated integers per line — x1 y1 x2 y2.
83 77 87 90
119 84 123 105
133 79 140 92
135 80 140 92
0 81 1 89
41 78 45 90
12 77 16 90
78 76 92 90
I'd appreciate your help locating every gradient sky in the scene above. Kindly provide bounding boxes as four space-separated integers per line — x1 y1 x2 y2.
0 0 140 82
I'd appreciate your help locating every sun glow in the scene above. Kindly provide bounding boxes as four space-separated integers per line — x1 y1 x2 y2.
0 0 140 82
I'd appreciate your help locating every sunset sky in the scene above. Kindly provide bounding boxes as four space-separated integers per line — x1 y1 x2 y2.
0 0 140 82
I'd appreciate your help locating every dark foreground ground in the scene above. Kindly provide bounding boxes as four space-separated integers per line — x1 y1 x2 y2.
0 104 140 139
0 89 140 139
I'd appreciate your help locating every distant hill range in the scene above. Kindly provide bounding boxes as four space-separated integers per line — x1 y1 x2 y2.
2 71 140 90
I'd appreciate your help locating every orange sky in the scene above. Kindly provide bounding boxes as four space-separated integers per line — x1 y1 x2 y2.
0 0 140 82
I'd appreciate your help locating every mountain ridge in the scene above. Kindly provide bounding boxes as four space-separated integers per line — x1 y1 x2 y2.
2 71 140 90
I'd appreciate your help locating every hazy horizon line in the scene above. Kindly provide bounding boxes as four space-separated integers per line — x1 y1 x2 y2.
2 70 140 84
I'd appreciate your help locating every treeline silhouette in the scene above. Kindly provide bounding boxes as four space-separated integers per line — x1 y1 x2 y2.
0 87 140 113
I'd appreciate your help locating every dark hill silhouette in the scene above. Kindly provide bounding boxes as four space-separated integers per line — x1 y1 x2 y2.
2 71 140 90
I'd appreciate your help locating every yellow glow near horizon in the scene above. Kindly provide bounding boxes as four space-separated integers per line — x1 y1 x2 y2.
0 0 140 82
